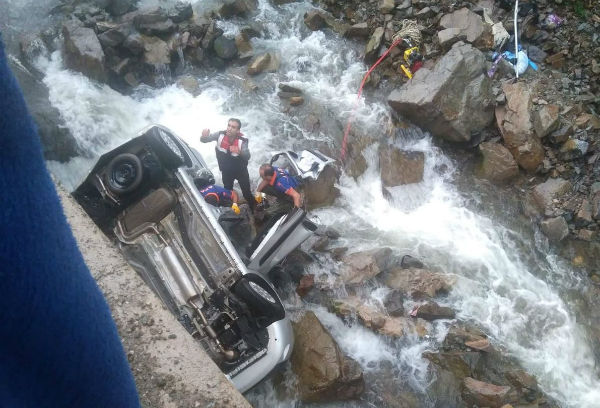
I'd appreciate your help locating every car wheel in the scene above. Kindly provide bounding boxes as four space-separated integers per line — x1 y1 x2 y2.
232 274 285 325
106 153 144 194
147 127 186 169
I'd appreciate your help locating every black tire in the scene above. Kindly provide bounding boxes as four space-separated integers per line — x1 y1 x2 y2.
232 274 285 326
106 153 143 194
147 127 186 169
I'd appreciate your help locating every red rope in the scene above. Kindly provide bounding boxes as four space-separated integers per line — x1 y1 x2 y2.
340 37 404 162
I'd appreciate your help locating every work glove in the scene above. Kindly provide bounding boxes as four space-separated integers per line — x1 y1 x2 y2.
231 203 240 215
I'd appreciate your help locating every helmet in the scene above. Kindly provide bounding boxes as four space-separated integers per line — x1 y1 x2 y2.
193 168 215 189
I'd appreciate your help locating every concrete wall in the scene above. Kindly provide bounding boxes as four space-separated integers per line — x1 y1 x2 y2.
57 184 251 408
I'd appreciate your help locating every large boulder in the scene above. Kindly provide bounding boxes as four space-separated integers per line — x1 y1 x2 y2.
291 312 365 402
304 166 340 208
385 267 452 298
379 146 425 186
439 8 493 48
498 82 544 172
388 42 494 144
62 19 106 83
540 216 569 242
338 247 392 285
476 141 519 184
365 27 384 63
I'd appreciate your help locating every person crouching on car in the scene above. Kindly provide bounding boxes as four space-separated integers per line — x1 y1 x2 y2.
194 170 240 214
256 164 303 209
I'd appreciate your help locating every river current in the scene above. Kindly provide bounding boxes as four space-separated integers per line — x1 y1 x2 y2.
3 0 600 406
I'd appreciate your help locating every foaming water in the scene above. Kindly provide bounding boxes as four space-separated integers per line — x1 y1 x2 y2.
40 0 600 405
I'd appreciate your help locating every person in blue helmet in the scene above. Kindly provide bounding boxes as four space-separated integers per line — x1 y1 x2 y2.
0 37 140 407
194 169 241 214
256 163 302 208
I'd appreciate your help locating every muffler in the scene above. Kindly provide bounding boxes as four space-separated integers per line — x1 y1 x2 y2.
160 246 237 361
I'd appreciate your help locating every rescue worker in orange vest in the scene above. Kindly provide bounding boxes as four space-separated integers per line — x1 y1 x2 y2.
256 164 302 208
201 118 254 211
193 169 240 214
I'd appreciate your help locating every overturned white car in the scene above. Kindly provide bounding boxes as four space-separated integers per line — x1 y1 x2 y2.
73 125 334 392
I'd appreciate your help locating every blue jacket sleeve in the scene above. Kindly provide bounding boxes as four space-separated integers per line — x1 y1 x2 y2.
0 37 141 408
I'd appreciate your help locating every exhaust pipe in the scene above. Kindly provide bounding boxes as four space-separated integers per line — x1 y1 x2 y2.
161 246 238 361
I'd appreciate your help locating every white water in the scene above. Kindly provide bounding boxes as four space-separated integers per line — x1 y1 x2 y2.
30 0 600 406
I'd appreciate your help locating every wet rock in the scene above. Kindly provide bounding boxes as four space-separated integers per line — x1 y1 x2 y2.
400 254 424 269
304 10 328 31
123 32 145 55
498 83 544 172
213 36 238 60
176 75 201 96
505 370 538 403
338 247 392 285
424 351 476 380
532 104 560 138
413 301 455 320
437 28 467 49
291 311 365 402
383 289 404 317
167 1 193 23
278 83 303 94
247 52 279 75
296 274 314 297
477 141 519 184
304 165 340 208
380 316 430 338
540 216 569 242
365 27 384 63
332 297 387 330
532 178 571 213
443 324 487 350
464 338 492 352
218 0 258 18
388 43 493 144
133 9 176 36
462 377 511 408
97 25 129 48
345 22 370 39
379 146 425 186
235 32 253 61
62 19 107 83
559 139 589 161
289 96 304 106
142 36 170 66
385 267 452 298
439 8 493 48
107 0 136 16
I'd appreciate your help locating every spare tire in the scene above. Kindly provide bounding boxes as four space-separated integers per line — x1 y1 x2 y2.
232 273 285 327
106 153 143 194
147 127 186 169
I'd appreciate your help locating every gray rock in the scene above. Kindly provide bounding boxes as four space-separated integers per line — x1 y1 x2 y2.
142 36 170 66
345 22 370 38
176 75 201 96
532 178 571 212
303 166 339 208
133 9 176 36
388 43 493 143
365 27 384 63
540 216 569 241
278 83 303 93
498 82 544 172
98 25 129 48
62 19 106 83
593 192 600 220
533 104 560 138
437 28 467 49
379 146 424 186
400 254 424 269
383 289 404 317
123 33 144 55
107 0 136 16
439 8 490 47
213 36 237 60
477 141 519 184
385 267 452 299
527 45 547 63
